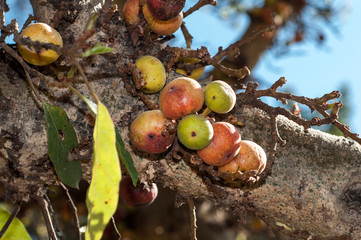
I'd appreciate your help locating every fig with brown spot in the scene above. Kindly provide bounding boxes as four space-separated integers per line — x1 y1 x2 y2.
129 110 175 154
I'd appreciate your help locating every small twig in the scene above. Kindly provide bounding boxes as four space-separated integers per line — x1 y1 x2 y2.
270 76 287 91
37 196 58 240
187 197 198 240
23 14 36 29
240 79 361 145
270 114 286 147
44 194 62 238
127 62 146 90
184 0 217 18
213 24 276 62
0 204 21 238
72 57 100 103
14 33 63 56
181 22 193 49
0 0 7 28
118 65 158 109
111 216 122 240
24 68 44 103
0 41 60 87
60 182 81 240
209 60 250 79
0 42 46 104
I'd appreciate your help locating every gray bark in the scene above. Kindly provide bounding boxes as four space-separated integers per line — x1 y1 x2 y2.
0 1 360 239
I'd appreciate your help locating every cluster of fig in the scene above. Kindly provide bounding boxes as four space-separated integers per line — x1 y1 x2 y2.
123 0 185 35
130 55 267 182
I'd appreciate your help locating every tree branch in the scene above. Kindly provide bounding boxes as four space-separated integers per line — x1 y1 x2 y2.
187 198 198 240
37 196 58 240
184 0 217 18
60 183 81 240
0 204 21 238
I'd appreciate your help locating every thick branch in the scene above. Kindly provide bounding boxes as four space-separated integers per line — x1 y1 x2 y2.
0 1 360 239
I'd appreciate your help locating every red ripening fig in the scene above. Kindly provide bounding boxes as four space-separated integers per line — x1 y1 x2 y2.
146 0 186 21
119 176 158 207
218 140 267 177
129 110 176 154
159 77 204 120
123 0 141 26
197 122 242 166
142 3 183 35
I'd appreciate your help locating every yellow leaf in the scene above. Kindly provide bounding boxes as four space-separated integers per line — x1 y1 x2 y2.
85 102 121 240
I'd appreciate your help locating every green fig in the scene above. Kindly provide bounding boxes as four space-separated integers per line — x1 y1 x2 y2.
204 80 236 114
177 114 213 150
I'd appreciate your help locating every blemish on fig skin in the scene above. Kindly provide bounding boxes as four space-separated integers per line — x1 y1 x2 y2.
148 133 154 139
191 131 196 137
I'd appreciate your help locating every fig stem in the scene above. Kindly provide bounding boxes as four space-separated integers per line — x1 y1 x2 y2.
72 57 100 103
201 107 212 117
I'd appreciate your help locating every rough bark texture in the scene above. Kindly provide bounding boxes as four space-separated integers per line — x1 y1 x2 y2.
0 1 360 239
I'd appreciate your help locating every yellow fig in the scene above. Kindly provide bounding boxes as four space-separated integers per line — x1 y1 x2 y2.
135 55 166 94
175 56 205 80
17 23 63 66
218 140 267 178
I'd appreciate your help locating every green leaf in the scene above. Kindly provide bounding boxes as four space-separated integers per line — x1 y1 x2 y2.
43 102 82 189
81 43 114 58
115 129 138 186
85 102 121 240
0 207 32 240
68 65 75 78
85 13 98 32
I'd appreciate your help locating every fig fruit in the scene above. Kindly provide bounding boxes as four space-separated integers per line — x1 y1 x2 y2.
159 77 204 120
135 55 166 94
123 0 141 26
119 176 158 207
218 140 267 178
197 122 242 166
146 0 185 21
18 23 63 66
175 55 205 80
204 80 236 114
129 110 175 154
142 3 183 35
177 114 213 150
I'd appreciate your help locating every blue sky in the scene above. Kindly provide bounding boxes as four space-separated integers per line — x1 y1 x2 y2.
7 0 361 135
173 0 361 135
